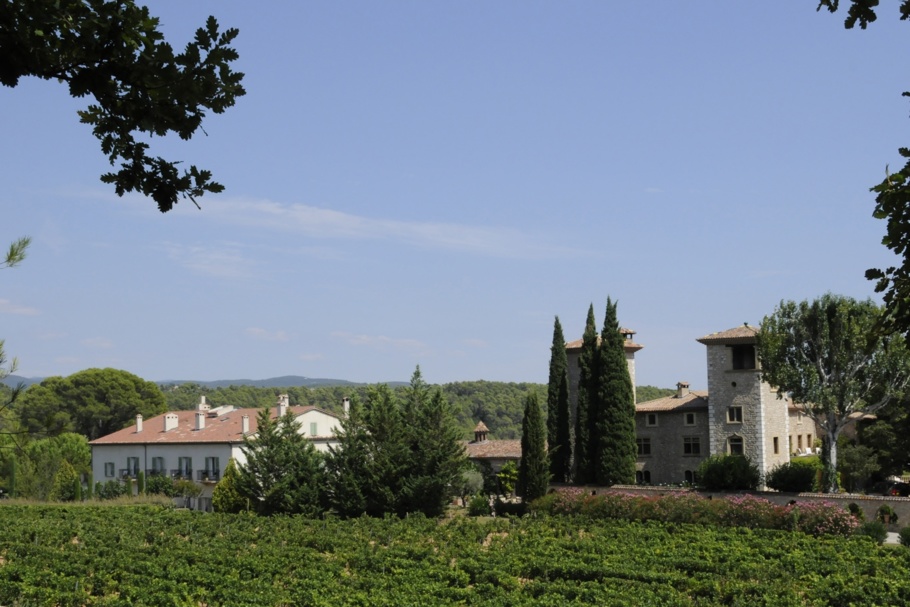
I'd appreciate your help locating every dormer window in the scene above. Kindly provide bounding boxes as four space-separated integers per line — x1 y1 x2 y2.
731 345 756 370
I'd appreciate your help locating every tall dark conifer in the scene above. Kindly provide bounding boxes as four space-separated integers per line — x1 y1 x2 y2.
547 316 571 482
518 392 549 501
594 298 637 485
574 304 598 484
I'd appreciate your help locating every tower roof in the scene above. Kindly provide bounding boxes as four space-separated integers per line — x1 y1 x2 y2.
696 324 758 345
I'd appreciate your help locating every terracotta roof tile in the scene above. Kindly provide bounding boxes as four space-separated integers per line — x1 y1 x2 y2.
473 421 489 433
89 406 339 445
635 391 708 412
463 439 521 459
696 324 758 345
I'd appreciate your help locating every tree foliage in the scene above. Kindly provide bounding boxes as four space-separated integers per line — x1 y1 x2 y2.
757 294 910 492
546 317 571 483
16 368 166 440
594 298 636 486
324 368 467 518
235 408 323 517
573 304 598 484
518 393 549 501
815 1 910 338
0 1 245 211
212 458 247 513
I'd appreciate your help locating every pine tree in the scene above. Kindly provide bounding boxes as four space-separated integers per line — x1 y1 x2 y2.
235 406 324 516
212 459 247 513
519 393 550 501
547 316 571 483
574 304 598 484
594 298 637 485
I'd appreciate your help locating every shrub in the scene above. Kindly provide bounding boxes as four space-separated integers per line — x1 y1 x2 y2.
494 499 527 517
145 474 177 497
96 480 127 500
877 504 898 524
468 494 492 517
765 460 818 493
858 520 888 545
847 502 865 521
899 526 910 547
697 455 760 491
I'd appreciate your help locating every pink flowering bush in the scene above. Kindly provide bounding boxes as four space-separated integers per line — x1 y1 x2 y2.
530 489 859 538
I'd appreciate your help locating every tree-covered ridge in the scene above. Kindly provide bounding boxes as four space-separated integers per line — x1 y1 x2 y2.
636 385 677 403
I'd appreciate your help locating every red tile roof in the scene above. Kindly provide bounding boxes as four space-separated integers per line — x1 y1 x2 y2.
635 391 708 412
464 439 521 460
566 332 644 352
89 406 338 445
696 324 758 345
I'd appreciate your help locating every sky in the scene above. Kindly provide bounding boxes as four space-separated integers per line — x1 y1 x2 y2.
2 2 909 390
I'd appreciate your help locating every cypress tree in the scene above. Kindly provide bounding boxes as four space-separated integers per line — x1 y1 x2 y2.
8 453 16 498
547 316 571 483
594 298 637 485
574 304 598 484
213 458 247 513
518 393 550 501
137 470 146 495
85 471 93 500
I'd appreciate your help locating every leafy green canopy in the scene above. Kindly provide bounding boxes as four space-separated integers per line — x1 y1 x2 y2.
0 0 245 211
15 368 166 440
757 294 910 492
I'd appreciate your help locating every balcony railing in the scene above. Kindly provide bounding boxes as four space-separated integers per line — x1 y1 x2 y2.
119 469 140 479
197 469 221 482
145 468 168 477
170 469 193 480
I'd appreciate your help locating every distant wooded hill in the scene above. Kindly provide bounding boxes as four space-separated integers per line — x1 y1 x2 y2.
3 374 674 441
160 380 676 441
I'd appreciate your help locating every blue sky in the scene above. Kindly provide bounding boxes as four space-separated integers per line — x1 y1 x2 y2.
2 2 907 390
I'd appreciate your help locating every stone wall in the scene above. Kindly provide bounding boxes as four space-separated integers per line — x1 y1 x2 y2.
635 409 709 485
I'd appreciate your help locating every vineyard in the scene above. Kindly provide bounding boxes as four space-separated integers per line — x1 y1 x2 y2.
0 504 909 605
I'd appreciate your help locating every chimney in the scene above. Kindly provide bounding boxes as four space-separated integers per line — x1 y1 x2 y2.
277 394 289 417
195 411 205 431
241 414 250 435
135 414 143 433
473 421 489 443
342 397 350 418
164 413 178 432
197 395 210 412
676 381 690 398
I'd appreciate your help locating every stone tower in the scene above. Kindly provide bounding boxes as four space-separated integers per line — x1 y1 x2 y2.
565 327 642 417
696 324 789 475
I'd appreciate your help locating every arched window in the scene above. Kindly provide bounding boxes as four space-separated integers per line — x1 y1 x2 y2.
728 435 744 455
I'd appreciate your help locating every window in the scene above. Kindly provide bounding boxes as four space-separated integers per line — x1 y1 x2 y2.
645 413 658 427
773 437 779 455
204 457 220 480
636 438 651 456
797 435 803 451
310 422 318 436
151 457 165 474
684 412 696 426
807 434 813 449
684 470 695 484
727 406 743 423
126 456 140 477
178 457 192 478
731 345 756 370
104 462 115 477
683 437 701 456
728 436 744 455
636 470 651 484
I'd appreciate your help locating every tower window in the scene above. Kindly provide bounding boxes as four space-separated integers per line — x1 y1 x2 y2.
731 345 756 370
728 436 744 455
637 438 651 456
645 413 658 427
727 406 743 423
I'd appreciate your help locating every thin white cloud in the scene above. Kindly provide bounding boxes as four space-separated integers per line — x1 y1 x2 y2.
332 331 426 351
245 327 290 342
82 337 114 349
0 299 39 316
163 242 257 279
197 198 581 260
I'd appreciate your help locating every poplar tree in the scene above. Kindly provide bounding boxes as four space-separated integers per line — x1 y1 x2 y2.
573 304 598 484
594 298 637 485
547 316 571 483
518 393 549 501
